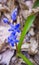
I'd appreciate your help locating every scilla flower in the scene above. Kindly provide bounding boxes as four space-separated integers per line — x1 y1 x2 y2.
8 34 19 46
3 18 9 23
8 23 20 46
9 24 20 33
3 8 20 46
11 8 18 21
3 8 18 24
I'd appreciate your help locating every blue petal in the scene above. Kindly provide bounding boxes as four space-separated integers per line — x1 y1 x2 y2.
8 34 17 40
15 40 19 43
11 31 16 35
11 14 17 21
15 24 20 29
10 24 14 28
11 35 17 39
17 29 20 33
3 18 9 23
11 42 14 46
8 28 14 31
8 37 12 43
8 37 14 45
11 8 18 21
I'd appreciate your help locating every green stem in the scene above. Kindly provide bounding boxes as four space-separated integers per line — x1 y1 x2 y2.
17 53 34 65
17 14 36 53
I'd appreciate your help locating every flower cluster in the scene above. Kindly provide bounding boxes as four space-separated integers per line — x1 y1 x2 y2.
8 24 20 46
3 8 18 24
3 8 20 46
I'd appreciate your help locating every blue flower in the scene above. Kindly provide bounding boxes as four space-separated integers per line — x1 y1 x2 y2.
14 24 20 29
8 34 19 46
8 37 14 46
11 8 18 21
8 23 20 46
3 18 9 23
2 8 21 47
11 31 16 35
9 24 20 32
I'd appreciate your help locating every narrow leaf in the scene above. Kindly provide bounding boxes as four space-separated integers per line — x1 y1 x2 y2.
33 0 39 8
18 14 36 52
17 53 34 65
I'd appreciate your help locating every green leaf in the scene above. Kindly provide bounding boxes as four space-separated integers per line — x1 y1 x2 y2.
18 14 36 52
17 53 34 65
33 0 39 8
